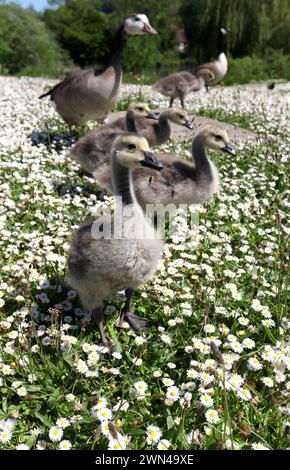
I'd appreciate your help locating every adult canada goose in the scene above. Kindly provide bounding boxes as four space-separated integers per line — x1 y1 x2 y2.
66 134 164 350
70 102 157 173
194 27 230 89
153 69 214 108
134 108 193 146
39 14 157 131
94 126 236 209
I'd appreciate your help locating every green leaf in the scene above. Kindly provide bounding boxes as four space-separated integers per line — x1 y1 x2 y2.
34 411 53 428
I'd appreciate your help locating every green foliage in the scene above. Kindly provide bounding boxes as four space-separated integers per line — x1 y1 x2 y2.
180 0 290 60
196 108 252 129
223 50 290 85
43 0 109 66
0 3 67 76
43 0 182 72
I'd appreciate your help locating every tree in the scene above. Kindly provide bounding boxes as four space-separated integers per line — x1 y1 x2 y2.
43 0 109 66
0 3 67 75
180 0 290 61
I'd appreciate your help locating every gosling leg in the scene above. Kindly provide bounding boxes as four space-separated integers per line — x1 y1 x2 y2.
92 306 113 351
169 98 174 108
117 288 155 332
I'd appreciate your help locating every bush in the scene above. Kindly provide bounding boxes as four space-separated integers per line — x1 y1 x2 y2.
223 50 290 85
43 0 108 67
0 3 68 76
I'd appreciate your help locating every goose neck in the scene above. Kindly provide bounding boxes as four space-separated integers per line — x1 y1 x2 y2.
217 30 226 55
104 26 128 67
191 135 212 178
112 155 136 206
157 112 171 139
125 110 137 132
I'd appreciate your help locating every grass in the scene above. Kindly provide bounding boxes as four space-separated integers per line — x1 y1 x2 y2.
0 77 289 451
195 108 252 129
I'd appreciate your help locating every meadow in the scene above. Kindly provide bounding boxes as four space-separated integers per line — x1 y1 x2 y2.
0 77 289 450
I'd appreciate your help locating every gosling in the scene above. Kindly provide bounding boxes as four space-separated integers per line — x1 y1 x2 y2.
66 134 164 350
70 102 157 173
94 125 236 210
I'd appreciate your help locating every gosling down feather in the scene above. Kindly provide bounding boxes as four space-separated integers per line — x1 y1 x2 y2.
39 14 157 130
94 125 236 209
66 134 164 350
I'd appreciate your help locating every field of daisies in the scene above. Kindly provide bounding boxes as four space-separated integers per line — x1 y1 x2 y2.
0 76 289 451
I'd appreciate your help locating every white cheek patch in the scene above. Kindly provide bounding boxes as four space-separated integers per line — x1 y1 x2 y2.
137 14 149 25
124 18 141 35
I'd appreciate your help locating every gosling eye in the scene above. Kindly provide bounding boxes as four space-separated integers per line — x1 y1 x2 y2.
134 16 141 21
137 107 144 112
215 135 223 141
179 114 184 119
127 143 136 150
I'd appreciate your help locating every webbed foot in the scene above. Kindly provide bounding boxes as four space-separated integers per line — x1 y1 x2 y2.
124 312 155 332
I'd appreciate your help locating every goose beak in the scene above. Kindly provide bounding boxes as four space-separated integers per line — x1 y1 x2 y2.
146 111 159 120
222 143 236 155
143 23 158 35
141 151 163 171
184 120 193 130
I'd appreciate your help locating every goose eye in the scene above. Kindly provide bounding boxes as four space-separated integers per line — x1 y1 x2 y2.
127 143 136 150
215 135 223 141
135 17 141 21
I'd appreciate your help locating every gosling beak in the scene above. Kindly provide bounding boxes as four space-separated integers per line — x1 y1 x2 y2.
184 120 193 130
143 23 158 35
222 143 236 155
146 111 159 120
141 151 163 171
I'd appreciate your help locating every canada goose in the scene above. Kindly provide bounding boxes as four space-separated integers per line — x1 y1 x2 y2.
194 27 230 89
39 14 157 131
66 134 164 349
70 102 157 173
94 126 236 209
153 69 214 108
134 108 193 146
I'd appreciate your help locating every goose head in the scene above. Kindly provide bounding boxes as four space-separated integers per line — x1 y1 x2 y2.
112 134 163 170
197 69 215 86
197 126 236 155
127 102 158 120
124 14 158 36
163 108 193 129
220 27 231 36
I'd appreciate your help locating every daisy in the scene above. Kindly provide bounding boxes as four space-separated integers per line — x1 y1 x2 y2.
16 444 29 450
200 394 214 408
261 377 274 388
56 418 70 429
162 378 174 387
17 387 27 397
157 439 172 450
146 425 162 445
58 440 72 450
96 408 112 422
251 442 270 450
0 431 12 443
65 393 75 402
49 426 63 442
205 409 220 424
36 440 47 450
166 386 180 402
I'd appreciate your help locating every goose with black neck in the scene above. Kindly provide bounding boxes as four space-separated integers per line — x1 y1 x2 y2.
39 14 157 131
